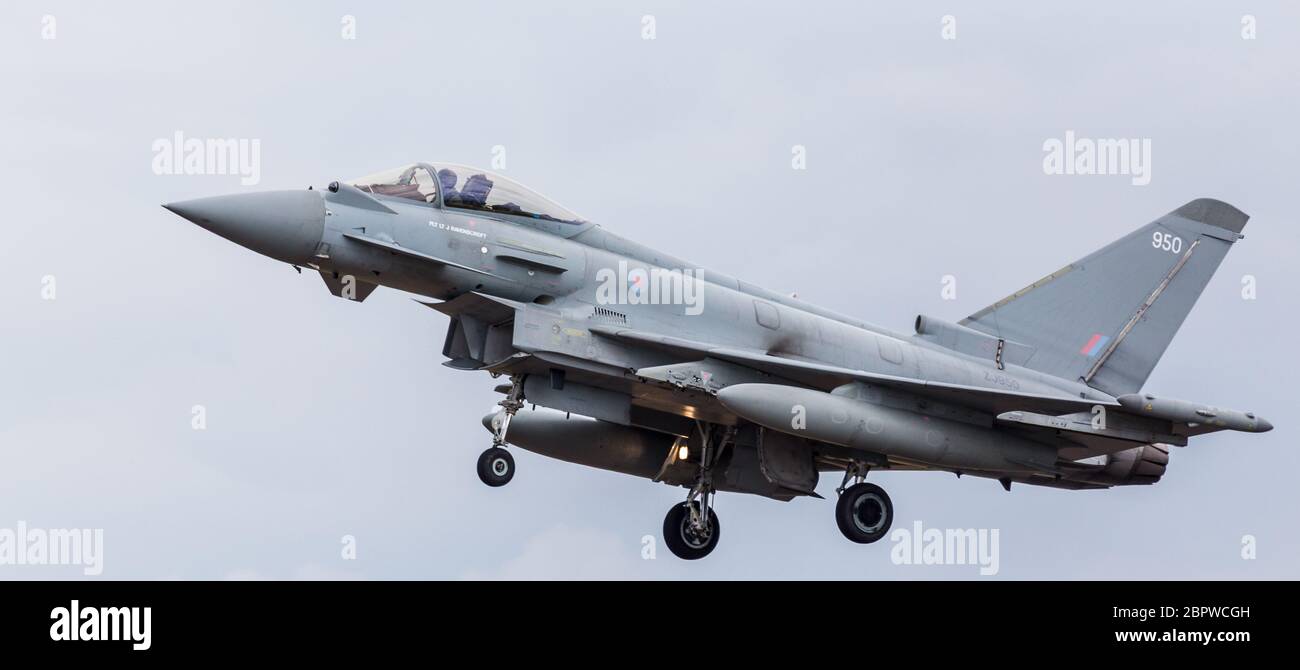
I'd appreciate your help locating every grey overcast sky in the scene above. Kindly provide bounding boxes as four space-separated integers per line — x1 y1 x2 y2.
1 1 1297 579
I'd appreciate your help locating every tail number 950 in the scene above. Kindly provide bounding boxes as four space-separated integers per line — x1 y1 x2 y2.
1153 231 1183 254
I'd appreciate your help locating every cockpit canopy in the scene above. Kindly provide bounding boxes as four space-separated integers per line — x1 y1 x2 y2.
348 163 585 225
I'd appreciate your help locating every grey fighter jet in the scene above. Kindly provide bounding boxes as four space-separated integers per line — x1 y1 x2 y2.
164 162 1272 560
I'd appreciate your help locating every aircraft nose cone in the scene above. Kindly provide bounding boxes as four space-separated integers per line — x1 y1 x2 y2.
163 190 325 263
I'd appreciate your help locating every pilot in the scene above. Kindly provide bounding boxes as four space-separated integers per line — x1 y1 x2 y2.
460 174 494 207
437 169 461 205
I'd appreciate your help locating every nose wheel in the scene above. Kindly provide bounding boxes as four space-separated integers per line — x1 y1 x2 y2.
477 447 515 487
480 374 524 488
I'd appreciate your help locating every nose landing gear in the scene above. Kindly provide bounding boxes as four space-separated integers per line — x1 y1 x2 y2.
478 374 524 487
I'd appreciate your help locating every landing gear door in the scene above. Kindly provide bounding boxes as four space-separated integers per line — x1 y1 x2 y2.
756 428 819 495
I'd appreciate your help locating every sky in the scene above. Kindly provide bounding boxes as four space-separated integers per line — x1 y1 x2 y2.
1 1 1296 579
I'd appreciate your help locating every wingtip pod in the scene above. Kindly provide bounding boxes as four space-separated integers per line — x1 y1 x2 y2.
1171 198 1249 234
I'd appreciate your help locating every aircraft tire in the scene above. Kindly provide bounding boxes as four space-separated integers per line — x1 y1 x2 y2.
835 482 892 544
477 447 515 487
663 502 720 560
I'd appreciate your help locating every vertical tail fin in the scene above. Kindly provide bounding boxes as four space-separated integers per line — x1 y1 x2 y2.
960 198 1248 396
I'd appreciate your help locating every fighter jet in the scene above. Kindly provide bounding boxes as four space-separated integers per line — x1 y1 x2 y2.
164 162 1272 560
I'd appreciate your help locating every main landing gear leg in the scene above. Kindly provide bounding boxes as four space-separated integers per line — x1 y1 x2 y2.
478 374 524 488
663 424 733 560
835 461 893 544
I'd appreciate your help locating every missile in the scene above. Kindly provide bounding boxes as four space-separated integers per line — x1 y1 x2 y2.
1116 394 1273 433
716 383 1057 473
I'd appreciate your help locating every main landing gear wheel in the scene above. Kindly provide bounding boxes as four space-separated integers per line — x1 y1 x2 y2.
835 482 893 544
663 502 720 560
662 422 733 560
477 447 515 487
